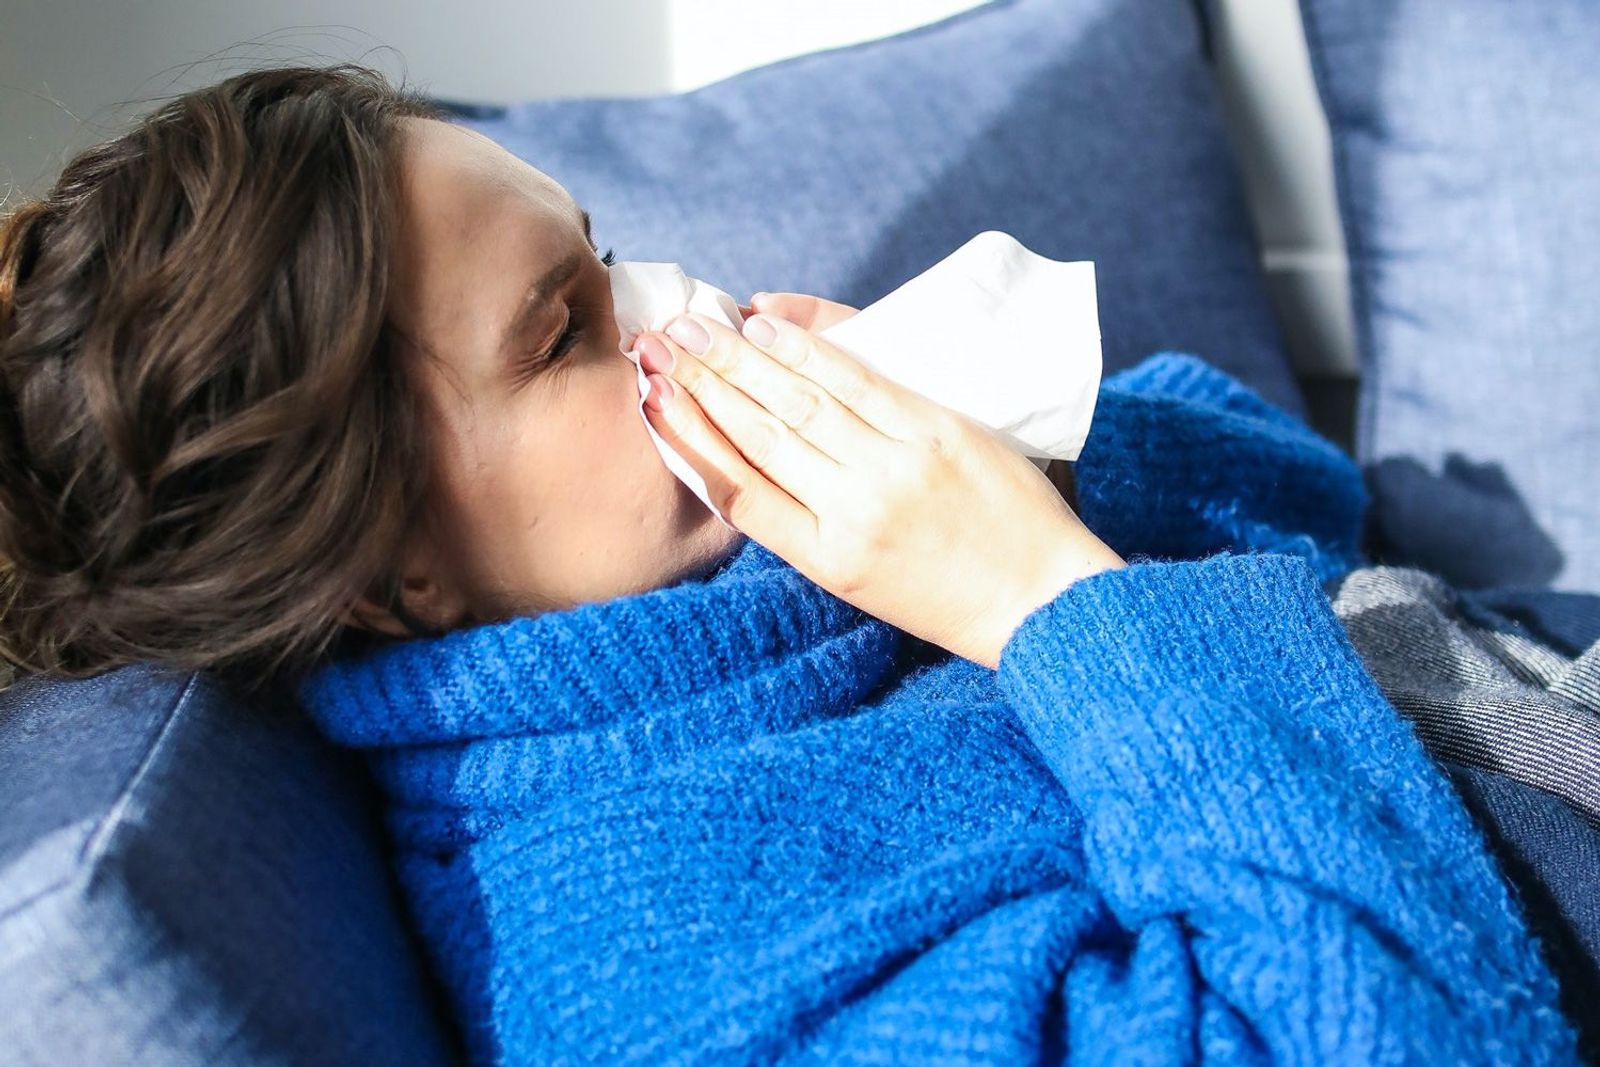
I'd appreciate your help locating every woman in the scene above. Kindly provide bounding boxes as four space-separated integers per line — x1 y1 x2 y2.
0 65 1582 1063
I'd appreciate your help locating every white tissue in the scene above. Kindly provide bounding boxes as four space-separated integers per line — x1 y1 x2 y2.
612 230 1102 528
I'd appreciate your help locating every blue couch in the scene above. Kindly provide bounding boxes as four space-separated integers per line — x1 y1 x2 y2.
5 0 1598 1061
0 667 460 1064
5 4 1305 1056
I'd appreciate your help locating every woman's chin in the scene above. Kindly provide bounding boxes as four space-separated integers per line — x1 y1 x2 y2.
697 525 749 582
693 506 749 572
671 473 716 530
660 469 748 570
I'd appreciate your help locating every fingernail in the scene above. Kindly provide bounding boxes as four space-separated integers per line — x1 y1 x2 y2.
637 334 675 375
750 291 771 305
644 372 674 412
742 314 777 347
665 314 710 355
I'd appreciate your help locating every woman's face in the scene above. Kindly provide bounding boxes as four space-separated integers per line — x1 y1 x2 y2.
354 117 746 635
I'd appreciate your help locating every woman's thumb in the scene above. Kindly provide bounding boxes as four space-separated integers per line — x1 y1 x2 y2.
749 291 859 332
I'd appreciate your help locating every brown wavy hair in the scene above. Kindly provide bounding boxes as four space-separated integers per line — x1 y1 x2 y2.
0 64 450 694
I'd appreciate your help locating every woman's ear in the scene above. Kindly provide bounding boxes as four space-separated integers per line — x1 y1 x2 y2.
339 528 474 638
341 575 461 638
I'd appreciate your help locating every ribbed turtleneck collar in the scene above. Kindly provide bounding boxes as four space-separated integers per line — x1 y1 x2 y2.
296 535 918 752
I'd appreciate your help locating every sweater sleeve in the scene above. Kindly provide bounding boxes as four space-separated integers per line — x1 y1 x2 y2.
1074 353 1367 580
997 551 1577 1064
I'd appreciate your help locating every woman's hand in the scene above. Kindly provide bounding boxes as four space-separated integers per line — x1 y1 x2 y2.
633 291 1125 669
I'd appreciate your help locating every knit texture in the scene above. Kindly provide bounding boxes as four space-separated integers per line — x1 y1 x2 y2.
298 353 1577 1065
1320 566 1600 1061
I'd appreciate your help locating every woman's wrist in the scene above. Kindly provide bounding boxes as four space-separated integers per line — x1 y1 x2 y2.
1033 538 1127 613
978 534 1126 669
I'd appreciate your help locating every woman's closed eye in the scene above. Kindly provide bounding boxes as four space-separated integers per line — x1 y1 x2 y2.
514 312 585 387
511 246 616 388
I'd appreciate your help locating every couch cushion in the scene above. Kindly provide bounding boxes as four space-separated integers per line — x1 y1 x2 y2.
0 665 458 1066
444 0 1305 416
1300 0 1600 591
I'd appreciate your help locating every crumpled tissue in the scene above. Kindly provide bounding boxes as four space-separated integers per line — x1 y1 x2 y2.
611 230 1102 528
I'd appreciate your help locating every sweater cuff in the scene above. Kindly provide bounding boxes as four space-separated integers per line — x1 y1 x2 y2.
997 551 1380 727
994 549 1420 893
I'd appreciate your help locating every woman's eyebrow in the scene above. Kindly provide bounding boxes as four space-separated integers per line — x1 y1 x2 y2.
497 204 592 359
499 254 581 357
492 206 595 363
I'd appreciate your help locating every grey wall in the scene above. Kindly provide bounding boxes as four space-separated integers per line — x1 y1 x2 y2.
0 0 671 197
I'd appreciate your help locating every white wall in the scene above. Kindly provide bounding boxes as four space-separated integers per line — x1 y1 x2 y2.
1207 0 1354 377
0 0 1355 377
663 1 988 92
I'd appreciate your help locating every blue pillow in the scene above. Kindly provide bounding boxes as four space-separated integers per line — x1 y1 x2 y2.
445 0 1305 416
1300 0 1600 592
0 667 458 1066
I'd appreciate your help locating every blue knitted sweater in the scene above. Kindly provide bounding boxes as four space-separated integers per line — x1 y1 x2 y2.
298 354 1578 1065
